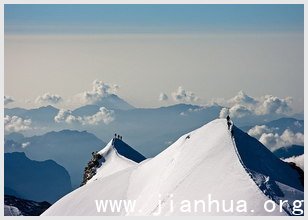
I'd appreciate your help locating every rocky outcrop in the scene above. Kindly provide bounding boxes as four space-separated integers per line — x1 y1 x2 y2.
81 152 103 186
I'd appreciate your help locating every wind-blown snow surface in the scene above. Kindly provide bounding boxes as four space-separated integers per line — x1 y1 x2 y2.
87 139 145 183
42 119 303 216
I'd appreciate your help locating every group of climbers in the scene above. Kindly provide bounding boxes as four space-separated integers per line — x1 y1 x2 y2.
114 133 123 140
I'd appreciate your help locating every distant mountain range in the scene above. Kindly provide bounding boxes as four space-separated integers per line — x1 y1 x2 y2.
5 105 59 124
5 130 106 188
4 152 72 203
5 103 222 157
5 101 304 158
242 117 304 134
273 145 304 159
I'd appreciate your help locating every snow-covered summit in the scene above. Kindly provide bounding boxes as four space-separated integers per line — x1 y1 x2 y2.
82 137 146 185
43 119 303 216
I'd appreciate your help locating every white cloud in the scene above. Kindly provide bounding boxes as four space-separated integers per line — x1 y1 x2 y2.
257 129 304 151
214 91 293 119
4 115 32 133
229 104 252 118
35 93 62 105
219 104 252 119
248 125 274 139
249 124 304 151
77 80 119 105
54 107 115 125
4 96 14 105
283 154 304 171
54 109 81 124
258 133 281 150
82 107 115 125
255 95 292 115
229 90 257 106
280 129 304 146
158 92 168 101
21 142 31 149
171 86 199 103
212 91 256 108
219 107 229 119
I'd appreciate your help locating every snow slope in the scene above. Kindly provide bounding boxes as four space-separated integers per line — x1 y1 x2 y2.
42 119 303 216
87 138 146 184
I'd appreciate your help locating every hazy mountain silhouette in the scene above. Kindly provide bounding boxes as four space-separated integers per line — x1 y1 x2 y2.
5 152 72 203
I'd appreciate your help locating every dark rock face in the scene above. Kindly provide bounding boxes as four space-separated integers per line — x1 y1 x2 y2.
4 195 51 216
81 152 103 186
4 152 72 203
288 162 304 187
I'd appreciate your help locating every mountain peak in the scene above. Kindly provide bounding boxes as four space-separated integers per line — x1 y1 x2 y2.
43 118 303 216
108 138 146 163
81 137 146 186
73 94 134 116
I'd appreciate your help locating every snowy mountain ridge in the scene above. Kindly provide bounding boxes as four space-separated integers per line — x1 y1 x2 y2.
83 138 146 185
42 119 303 216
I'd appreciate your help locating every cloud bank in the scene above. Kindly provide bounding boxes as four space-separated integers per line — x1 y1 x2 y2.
35 93 62 105
247 125 275 139
229 90 258 106
4 115 32 133
248 125 304 151
54 109 81 124
217 91 293 119
256 95 292 115
54 107 115 125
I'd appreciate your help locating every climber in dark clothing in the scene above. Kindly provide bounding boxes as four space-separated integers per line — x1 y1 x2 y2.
226 115 231 130
227 121 232 130
226 115 230 122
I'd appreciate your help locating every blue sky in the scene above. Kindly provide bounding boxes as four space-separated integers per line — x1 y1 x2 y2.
5 4 304 34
